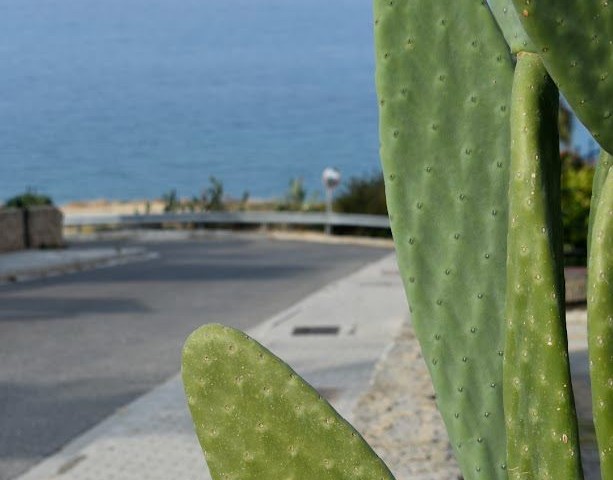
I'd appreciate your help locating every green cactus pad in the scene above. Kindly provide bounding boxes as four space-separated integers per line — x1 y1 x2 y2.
504 52 584 480
511 0 613 153
182 324 395 480
589 151 613 251
374 1 514 477
587 166 613 480
488 0 536 54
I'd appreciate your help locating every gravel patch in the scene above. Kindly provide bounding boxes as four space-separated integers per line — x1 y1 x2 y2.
353 308 602 479
353 320 462 480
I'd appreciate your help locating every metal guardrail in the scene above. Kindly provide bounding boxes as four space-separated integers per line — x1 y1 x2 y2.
64 211 391 230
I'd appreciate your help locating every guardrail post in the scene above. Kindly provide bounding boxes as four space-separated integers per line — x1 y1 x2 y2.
324 203 332 236
322 167 341 235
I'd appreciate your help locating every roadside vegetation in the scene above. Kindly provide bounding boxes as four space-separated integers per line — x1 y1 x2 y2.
558 102 598 264
334 171 387 216
3 189 53 209
14 116 597 256
161 176 228 213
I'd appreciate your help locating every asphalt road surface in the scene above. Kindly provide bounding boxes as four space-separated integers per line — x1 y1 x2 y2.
0 234 390 480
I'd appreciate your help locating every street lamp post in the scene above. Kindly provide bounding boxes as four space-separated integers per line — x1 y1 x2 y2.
322 167 341 235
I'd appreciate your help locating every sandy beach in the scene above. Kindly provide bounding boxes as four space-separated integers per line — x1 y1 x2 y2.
59 197 287 217
60 199 167 216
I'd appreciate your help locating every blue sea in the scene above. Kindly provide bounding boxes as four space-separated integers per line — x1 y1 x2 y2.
0 0 379 203
1 0 597 205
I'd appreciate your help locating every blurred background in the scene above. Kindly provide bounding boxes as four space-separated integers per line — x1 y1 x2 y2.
0 0 599 255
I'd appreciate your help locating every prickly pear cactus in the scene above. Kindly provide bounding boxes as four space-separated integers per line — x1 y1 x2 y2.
182 324 395 480
589 151 613 250
511 0 613 153
503 52 584 479
374 0 514 477
587 167 613 480
488 0 535 54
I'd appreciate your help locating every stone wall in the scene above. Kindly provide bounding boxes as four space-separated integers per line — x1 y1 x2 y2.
25 206 64 248
0 208 26 252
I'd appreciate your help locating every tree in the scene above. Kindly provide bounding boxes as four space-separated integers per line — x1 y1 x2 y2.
561 150 595 255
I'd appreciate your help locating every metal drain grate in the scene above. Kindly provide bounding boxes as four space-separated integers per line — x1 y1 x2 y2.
292 326 339 336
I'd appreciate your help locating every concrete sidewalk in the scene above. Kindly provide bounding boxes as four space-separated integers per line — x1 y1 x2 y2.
0 247 156 284
15 253 407 480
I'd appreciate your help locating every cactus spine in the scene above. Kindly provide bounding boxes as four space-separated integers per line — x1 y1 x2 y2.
504 52 583 479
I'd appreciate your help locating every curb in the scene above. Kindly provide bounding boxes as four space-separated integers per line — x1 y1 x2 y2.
0 248 157 285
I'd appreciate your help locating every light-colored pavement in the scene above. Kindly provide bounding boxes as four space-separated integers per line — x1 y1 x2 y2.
0 235 392 480
566 308 601 480
14 253 408 480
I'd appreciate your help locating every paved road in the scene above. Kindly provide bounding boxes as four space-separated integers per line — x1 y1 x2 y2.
0 234 390 480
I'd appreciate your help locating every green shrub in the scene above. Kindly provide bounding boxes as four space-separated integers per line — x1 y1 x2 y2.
276 178 307 211
162 189 180 213
330 172 390 237
206 176 225 211
334 171 387 215
561 151 595 258
5 190 53 209
162 178 226 214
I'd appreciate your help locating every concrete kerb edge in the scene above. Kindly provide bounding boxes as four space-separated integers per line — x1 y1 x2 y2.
0 248 157 286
